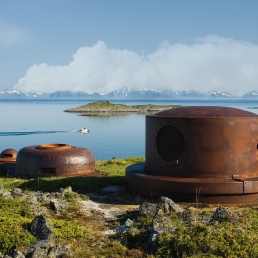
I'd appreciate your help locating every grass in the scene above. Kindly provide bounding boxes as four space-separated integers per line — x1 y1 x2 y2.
0 157 144 194
2 157 258 257
0 157 147 257
78 101 129 110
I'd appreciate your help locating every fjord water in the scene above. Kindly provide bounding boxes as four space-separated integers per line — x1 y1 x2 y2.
1 99 258 160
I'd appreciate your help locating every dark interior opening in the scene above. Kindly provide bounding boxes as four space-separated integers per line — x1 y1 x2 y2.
156 126 185 161
40 167 56 174
3 154 12 157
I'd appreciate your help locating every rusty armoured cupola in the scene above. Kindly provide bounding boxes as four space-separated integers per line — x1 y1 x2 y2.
0 148 17 163
15 143 96 178
126 106 258 204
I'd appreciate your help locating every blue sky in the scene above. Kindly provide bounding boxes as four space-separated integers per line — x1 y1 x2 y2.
1 0 258 95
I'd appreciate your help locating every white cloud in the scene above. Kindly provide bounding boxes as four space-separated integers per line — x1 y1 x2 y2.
0 21 26 46
13 36 258 96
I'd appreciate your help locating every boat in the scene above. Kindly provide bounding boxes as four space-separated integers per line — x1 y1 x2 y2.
79 128 90 133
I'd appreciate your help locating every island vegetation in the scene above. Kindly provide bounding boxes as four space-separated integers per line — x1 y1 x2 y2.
1 157 258 257
64 101 182 115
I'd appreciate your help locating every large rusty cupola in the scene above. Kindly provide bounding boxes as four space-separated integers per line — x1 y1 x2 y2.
126 106 258 203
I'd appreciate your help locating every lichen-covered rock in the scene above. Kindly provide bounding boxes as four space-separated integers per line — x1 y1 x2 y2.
48 243 73 258
210 207 238 223
26 195 38 204
139 202 157 216
11 188 24 198
152 207 178 231
178 208 196 225
10 249 25 258
60 186 73 195
116 219 134 235
26 240 54 258
30 215 55 241
50 199 68 214
158 196 183 214
30 205 49 215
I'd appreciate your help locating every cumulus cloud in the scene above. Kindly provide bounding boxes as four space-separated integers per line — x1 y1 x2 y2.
0 21 26 46
13 35 258 95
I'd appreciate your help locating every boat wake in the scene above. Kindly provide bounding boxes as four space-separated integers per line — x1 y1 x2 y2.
0 130 76 137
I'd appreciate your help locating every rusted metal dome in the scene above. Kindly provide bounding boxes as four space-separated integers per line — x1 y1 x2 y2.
15 143 96 178
126 106 258 204
0 148 17 163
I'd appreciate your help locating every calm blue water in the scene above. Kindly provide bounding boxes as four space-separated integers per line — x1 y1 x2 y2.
1 99 258 160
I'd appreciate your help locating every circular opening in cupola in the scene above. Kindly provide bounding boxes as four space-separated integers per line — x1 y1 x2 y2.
156 126 185 161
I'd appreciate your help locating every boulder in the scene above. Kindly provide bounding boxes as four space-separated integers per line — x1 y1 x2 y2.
30 215 55 241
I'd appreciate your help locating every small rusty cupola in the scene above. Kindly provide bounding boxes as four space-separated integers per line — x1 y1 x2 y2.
126 106 258 204
0 148 17 162
15 143 96 178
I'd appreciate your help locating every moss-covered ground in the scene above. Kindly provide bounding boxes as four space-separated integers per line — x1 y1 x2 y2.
1 157 258 257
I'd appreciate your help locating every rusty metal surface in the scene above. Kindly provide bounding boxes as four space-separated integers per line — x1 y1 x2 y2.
126 106 258 203
0 148 17 163
126 163 258 204
15 144 95 178
155 106 258 118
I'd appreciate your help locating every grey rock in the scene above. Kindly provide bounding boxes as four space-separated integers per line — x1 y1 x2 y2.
210 207 237 223
11 250 25 258
26 196 38 204
48 243 73 258
1 191 12 198
11 188 24 198
125 218 134 227
158 196 183 214
30 205 48 215
139 202 157 216
49 192 63 199
116 219 134 235
50 199 68 214
148 232 158 247
26 240 54 258
30 215 55 240
60 186 73 195
3 255 12 258
34 192 50 203
153 207 176 230
179 208 196 225
115 224 127 236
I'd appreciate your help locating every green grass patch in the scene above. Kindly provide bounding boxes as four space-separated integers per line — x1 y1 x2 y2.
0 157 144 194
81 101 128 108
0 197 37 253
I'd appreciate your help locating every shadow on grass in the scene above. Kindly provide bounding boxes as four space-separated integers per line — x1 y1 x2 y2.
18 175 126 195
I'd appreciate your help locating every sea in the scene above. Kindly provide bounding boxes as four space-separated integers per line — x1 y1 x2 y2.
1 99 258 160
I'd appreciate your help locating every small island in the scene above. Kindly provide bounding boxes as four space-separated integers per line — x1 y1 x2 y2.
64 101 182 115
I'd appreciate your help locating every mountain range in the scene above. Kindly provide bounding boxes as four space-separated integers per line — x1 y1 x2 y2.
1 88 258 99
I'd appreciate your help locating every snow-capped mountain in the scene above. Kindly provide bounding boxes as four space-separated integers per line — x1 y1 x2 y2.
0 87 257 99
0 89 50 99
242 91 258 98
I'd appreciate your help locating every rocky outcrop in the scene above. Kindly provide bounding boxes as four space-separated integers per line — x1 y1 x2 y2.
0 185 73 258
